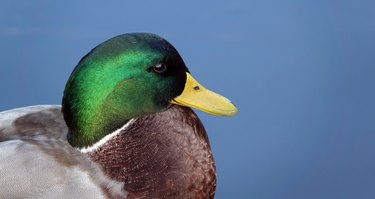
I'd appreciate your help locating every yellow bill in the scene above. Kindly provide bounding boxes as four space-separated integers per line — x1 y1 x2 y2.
171 72 238 116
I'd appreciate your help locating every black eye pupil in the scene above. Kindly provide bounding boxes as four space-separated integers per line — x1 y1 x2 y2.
153 63 167 73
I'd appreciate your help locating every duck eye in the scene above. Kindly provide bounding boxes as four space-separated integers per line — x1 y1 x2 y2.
153 63 167 73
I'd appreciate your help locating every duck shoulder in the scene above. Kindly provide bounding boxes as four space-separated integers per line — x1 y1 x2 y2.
0 105 126 199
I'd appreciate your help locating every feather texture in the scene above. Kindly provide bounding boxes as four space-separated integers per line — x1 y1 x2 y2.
0 105 216 198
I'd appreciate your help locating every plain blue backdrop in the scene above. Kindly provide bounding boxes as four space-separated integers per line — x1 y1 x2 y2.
1 1 375 198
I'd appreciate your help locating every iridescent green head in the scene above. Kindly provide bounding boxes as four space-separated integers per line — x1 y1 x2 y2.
63 33 187 147
62 33 237 148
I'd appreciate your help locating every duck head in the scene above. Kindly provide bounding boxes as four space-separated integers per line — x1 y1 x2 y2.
62 33 237 148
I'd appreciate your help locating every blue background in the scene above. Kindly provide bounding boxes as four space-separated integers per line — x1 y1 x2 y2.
1 1 375 198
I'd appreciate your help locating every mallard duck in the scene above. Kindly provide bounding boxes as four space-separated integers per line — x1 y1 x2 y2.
0 33 237 199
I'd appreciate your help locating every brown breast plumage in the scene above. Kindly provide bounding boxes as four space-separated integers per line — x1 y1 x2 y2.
88 105 216 199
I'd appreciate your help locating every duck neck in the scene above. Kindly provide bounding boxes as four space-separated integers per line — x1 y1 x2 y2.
62 74 159 148
63 98 132 149
62 74 169 148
